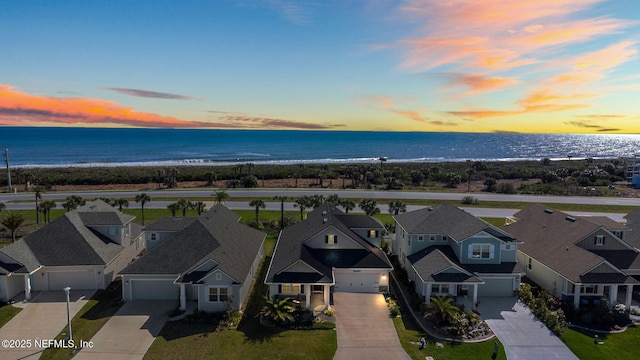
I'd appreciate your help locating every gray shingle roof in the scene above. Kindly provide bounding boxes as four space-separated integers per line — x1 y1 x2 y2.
408 245 518 284
0 240 41 273
144 217 197 232
0 200 130 268
503 204 640 283
121 205 266 285
580 216 628 231
394 204 516 243
265 203 391 283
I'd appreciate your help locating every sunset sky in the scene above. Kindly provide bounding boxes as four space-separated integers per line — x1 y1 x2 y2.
1 0 639 133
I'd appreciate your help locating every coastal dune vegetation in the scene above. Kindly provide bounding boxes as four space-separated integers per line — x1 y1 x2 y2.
1 158 633 197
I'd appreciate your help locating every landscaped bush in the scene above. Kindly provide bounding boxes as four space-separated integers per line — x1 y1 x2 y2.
461 196 479 205
519 283 566 335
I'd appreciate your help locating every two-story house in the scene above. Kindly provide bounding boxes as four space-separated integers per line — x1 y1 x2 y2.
503 204 640 310
0 199 143 302
393 204 523 307
265 202 392 311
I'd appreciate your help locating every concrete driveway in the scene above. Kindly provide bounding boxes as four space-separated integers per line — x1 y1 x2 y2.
482 297 578 360
0 290 94 360
333 293 411 360
73 300 175 360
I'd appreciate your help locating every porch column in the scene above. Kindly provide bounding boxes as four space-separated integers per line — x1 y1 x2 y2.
472 284 478 308
323 285 330 310
24 274 31 301
425 283 432 303
305 285 311 308
179 283 186 311
573 284 581 310
625 285 633 308
610 284 618 304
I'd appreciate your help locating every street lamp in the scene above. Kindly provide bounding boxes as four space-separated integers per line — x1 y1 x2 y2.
63 287 72 342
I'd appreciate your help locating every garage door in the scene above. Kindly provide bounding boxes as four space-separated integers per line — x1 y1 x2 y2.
334 270 380 293
131 279 179 300
478 278 514 297
48 270 96 290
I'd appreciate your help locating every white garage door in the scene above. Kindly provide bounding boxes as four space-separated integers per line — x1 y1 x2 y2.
478 278 514 297
131 279 179 300
334 270 380 293
48 270 96 290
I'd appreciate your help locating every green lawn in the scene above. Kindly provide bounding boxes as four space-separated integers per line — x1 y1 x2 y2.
560 326 640 360
0 304 22 328
393 316 506 360
145 240 337 360
40 287 124 360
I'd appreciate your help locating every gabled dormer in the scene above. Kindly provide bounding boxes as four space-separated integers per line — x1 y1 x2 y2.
75 199 136 245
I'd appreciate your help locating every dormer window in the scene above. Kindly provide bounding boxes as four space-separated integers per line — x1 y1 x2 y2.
326 235 337 244
429 236 436 242
418 236 424 242
150 233 158 241
594 235 605 246
369 230 378 238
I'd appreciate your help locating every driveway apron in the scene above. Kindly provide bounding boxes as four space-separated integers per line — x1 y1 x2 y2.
483 298 578 360
73 300 175 360
0 290 94 360
333 293 410 360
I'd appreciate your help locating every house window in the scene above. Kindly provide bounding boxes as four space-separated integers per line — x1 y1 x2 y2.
216 273 222 281
528 257 532 270
431 284 439 293
431 284 450 294
408 238 411 246
418 236 424 242
471 244 491 259
582 285 598 294
150 233 157 241
441 236 448 242
504 244 511 250
440 284 450 294
594 235 605 246
325 235 337 244
208 287 229 302
430 236 436 242
369 230 378 238
281 284 302 294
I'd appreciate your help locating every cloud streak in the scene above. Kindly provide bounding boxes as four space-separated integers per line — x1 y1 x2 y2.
104 87 196 100
0 84 340 130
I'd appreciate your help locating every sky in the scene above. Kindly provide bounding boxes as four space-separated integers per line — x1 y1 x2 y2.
1 0 639 133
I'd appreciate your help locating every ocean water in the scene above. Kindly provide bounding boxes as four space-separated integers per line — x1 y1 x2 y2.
1 127 639 168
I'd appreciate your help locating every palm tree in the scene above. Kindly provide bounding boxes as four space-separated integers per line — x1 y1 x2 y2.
294 196 313 221
273 196 288 230
388 200 407 215
260 296 294 324
466 167 476 193
193 201 206 215
359 199 380 216
204 171 216 186
326 194 341 206
167 202 180 217
339 199 356 214
176 198 192 217
33 185 44 224
115 198 129 212
249 199 266 224
39 200 56 223
135 193 151 225
379 156 387 169
309 194 325 209
424 296 460 326
213 190 230 204
63 195 85 212
2 212 25 242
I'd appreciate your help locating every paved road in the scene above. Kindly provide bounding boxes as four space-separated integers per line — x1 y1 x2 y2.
333 293 410 360
0 290 94 360
483 299 579 360
2 188 640 206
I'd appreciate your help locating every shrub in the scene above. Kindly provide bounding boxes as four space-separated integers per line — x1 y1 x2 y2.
497 182 515 194
461 196 479 205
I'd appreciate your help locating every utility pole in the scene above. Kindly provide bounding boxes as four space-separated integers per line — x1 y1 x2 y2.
3 148 11 193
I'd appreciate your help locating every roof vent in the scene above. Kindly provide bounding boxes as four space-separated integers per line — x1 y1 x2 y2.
322 210 327 215
323 218 328 223
566 216 576 222
90 204 96 209
427 206 433 211
544 208 554 214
